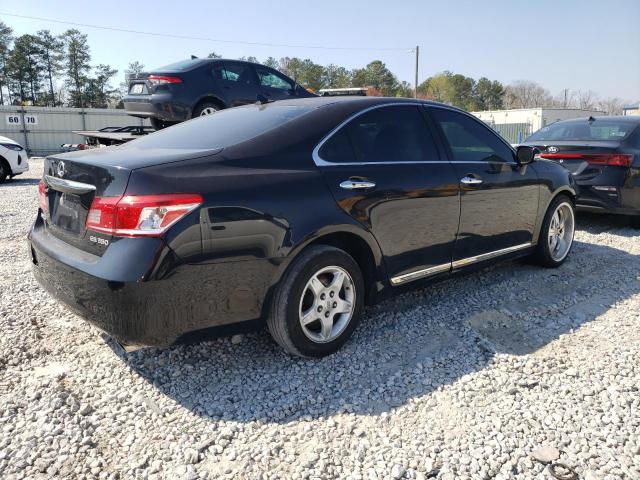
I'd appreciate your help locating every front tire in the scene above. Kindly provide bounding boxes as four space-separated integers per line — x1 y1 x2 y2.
267 245 365 358
532 195 575 267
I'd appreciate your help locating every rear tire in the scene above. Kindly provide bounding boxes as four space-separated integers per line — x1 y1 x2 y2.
193 102 220 117
267 245 365 358
531 195 575 268
0 160 8 184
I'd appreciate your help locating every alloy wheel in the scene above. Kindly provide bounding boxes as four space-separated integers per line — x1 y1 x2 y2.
199 107 218 116
548 202 575 262
298 266 356 343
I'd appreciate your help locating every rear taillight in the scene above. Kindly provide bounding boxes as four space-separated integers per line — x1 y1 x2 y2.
86 194 203 237
148 75 183 85
38 180 49 213
539 153 633 167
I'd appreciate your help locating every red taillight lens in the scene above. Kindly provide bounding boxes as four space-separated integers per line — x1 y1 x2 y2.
86 194 203 237
539 153 633 167
38 180 49 213
148 75 182 85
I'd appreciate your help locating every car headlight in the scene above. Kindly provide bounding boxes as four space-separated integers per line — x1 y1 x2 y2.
1 143 23 151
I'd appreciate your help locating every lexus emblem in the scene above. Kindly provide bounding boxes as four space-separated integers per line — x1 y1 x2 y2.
547 146 559 153
57 161 65 177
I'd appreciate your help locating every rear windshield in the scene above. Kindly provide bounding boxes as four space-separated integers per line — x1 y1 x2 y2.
153 59 207 72
127 104 312 150
527 120 637 142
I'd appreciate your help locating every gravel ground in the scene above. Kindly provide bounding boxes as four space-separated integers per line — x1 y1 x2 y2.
1 158 638 480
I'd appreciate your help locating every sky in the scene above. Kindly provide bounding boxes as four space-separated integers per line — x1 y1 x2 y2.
1 0 639 102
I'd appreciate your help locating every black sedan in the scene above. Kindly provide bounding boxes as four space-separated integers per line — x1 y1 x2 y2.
123 58 316 129
522 116 640 227
29 97 577 357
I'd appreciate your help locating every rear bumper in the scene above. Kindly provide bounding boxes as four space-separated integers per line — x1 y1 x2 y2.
123 94 190 122
575 184 640 216
28 218 272 349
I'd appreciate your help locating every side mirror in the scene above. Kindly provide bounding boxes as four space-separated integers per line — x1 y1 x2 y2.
516 145 537 165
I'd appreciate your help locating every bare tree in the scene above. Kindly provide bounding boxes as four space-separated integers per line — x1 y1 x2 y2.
575 89 597 110
597 97 625 115
505 80 552 108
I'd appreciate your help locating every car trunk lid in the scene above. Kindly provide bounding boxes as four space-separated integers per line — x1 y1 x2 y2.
41 146 220 254
528 141 628 177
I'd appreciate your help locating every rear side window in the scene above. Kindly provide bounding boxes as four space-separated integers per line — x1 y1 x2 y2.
429 107 515 163
127 104 311 150
256 67 293 91
319 105 439 163
213 63 257 85
527 120 638 142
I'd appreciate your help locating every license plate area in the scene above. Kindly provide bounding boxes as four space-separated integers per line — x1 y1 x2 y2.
50 191 87 235
130 83 145 94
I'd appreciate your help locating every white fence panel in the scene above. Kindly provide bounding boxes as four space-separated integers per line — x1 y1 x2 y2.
0 106 149 156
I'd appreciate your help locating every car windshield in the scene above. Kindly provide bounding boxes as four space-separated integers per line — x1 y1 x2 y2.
127 104 313 150
527 119 637 142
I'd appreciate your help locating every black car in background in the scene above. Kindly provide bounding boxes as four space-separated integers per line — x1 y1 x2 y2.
30 97 576 358
523 116 640 227
123 58 316 129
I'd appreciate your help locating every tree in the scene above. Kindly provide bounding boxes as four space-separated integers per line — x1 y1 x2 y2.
0 21 13 105
62 29 91 107
351 60 398 96
6 35 43 105
505 80 552 109
35 30 64 106
575 89 597 110
124 61 145 82
86 64 118 108
419 71 476 110
238 56 259 63
263 56 279 69
474 77 504 110
321 64 351 89
597 97 624 115
207 52 222 59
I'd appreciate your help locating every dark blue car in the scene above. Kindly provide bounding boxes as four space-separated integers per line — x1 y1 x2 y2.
123 58 316 129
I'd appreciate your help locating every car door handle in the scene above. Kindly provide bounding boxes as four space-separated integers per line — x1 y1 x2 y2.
460 176 483 185
340 179 376 190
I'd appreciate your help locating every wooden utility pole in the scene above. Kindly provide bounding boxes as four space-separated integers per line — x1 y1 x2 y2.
414 45 419 99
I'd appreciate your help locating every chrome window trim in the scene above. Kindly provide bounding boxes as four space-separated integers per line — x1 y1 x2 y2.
312 101 518 167
44 175 96 194
389 242 533 286
312 102 427 167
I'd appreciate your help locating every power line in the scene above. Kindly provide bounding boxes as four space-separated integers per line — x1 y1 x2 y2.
0 12 411 52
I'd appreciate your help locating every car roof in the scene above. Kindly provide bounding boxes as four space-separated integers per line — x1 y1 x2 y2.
269 95 445 110
549 115 640 125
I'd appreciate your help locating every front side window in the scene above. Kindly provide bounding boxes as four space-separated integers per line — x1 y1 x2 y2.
256 67 293 91
429 107 515 163
319 105 439 163
213 63 256 85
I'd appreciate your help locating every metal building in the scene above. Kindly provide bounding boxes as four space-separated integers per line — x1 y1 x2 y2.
0 106 149 156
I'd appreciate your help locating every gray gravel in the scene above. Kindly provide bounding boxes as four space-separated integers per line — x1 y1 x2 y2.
1 158 639 480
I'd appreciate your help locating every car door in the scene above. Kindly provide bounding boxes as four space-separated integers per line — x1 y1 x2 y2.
212 62 260 106
426 106 540 264
315 104 460 284
255 66 296 101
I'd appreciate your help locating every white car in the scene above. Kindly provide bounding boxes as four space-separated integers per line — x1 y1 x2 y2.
0 135 29 183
